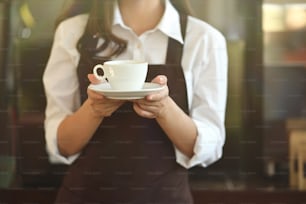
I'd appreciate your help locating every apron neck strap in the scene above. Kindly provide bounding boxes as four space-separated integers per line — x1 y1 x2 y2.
165 13 187 65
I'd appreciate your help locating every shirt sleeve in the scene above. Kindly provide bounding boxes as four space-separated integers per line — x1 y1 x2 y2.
175 29 228 169
43 16 86 164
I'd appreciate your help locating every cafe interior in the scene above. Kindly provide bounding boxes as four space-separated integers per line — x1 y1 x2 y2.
0 0 306 203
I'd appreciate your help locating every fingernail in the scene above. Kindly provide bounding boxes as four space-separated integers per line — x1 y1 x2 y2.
159 76 165 83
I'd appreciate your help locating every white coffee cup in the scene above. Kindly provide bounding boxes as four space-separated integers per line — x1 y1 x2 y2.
93 60 148 91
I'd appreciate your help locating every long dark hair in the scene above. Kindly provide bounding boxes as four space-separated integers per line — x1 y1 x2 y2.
56 0 193 57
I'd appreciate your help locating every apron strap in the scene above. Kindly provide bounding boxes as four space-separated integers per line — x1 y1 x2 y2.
165 14 187 65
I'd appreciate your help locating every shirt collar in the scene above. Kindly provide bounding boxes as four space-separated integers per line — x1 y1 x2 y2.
113 0 184 44
113 1 127 29
158 0 184 44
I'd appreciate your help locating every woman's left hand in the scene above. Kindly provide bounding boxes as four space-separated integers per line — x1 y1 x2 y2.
133 75 169 119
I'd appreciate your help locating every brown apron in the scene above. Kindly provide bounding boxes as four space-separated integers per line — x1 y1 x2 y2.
55 14 193 204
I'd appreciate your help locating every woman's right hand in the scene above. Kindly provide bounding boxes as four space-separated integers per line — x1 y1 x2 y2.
87 74 124 118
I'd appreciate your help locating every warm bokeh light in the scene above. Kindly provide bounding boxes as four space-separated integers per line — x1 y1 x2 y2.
263 3 306 32
285 5 306 30
263 4 285 32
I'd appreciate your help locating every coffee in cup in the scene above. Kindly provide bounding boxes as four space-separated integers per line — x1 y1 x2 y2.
93 60 148 91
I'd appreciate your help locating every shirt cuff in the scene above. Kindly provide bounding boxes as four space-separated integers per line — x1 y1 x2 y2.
45 115 80 165
175 119 224 169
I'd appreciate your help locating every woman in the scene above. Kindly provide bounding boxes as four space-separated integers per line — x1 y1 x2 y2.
43 0 228 203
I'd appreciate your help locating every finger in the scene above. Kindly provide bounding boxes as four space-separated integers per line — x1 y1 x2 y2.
151 75 167 85
88 73 102 84
136 102 155 110
87 88 104 100
146 86 168 101
133 103 156 119
134 101 162 115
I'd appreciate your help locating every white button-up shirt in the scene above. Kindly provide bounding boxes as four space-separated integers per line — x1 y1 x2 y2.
43 0 228 169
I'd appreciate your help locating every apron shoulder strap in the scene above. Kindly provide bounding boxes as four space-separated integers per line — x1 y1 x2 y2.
165 13 188 65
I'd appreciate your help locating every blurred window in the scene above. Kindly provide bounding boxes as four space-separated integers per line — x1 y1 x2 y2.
263 1 306 65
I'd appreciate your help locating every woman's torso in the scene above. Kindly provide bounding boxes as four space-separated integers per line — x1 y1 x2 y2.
55 13 194 204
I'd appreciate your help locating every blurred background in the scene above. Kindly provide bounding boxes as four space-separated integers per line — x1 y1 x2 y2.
0 0 306 198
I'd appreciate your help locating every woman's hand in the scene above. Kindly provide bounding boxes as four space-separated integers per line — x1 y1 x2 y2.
133 75 169 119
87 74 124 118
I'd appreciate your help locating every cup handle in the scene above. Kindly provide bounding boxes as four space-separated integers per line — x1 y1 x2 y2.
93 64 107 81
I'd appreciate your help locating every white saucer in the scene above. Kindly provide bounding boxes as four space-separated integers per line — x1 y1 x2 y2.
88 82 165 100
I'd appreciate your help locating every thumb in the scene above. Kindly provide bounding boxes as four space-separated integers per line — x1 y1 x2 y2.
88 73 102 84
151 75 167 85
